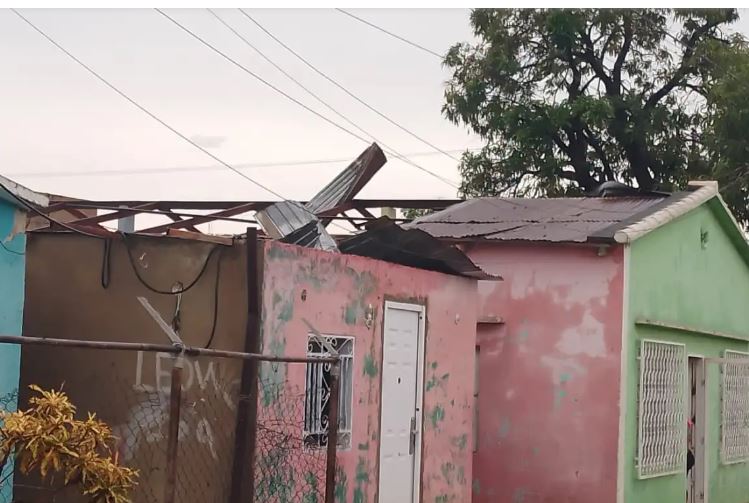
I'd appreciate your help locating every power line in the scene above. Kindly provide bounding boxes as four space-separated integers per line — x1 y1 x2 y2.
156 9 459 188
0 240 24 256
154 10 372 145
335 9 443 59
241 9 460 162
206 9 374 143
3 148 479 179
10 9 285 201
8 10 356 236
207 9 460 188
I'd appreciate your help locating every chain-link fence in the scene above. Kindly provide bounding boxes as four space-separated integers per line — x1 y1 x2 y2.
0 336 340 503
253 378 328 503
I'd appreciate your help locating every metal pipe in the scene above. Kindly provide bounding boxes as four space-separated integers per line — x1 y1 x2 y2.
324 361 341 503
0 334 338 363
164 357 183 503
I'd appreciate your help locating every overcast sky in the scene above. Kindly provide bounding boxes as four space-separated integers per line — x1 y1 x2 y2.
1 8 481 204
2 9 748 206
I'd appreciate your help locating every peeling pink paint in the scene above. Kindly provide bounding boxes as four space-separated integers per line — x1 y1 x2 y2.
466 243 624 503
259 241 478 502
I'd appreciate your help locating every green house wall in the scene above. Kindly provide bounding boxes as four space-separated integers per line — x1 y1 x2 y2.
624 202 749 503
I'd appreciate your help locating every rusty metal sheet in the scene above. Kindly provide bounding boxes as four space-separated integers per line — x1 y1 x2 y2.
306 143 387 215
339 219 499 280
409 195 680 243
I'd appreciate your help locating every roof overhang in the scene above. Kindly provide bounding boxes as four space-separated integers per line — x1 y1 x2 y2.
613 181 719 244
0 174 49 209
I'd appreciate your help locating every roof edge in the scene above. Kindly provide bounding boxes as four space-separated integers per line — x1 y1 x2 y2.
613 181 718 244
0 174 49 208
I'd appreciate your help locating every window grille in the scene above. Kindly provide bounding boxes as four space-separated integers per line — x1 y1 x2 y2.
721 350 749 464
304 335 354 449
637 340 686 478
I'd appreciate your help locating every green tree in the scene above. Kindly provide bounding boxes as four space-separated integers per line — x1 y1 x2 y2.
443 9 749 221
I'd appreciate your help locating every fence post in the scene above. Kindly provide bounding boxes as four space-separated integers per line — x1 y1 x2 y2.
164 355 184 503
324 360 341 503
229 228 263 503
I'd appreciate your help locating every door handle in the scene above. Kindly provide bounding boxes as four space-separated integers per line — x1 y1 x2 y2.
409 416 417 455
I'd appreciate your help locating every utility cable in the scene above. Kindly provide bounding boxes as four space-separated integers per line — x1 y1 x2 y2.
241 9 459 162
10 9 356 234
0 240 24 256
157 9 459 188
208 9 459 187
11 8 285 201
335 9 443 59
5 148 477 179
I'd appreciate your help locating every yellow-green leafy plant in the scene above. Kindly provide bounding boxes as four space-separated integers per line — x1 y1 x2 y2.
0 385 138 503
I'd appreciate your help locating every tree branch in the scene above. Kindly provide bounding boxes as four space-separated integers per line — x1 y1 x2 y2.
575 34 616 94
583 125 614 180
613 17 633 87
551 133 571 156
645 18 723 109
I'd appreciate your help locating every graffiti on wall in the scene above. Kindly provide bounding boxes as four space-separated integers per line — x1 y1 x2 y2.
113 351 240 462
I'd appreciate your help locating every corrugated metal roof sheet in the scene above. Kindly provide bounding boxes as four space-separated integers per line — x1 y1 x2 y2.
255 200 337 251
339 219 499 280
306 143 386 215
408 194 689 243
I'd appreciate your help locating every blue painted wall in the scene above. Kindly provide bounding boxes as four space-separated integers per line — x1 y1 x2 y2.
0 199 26 501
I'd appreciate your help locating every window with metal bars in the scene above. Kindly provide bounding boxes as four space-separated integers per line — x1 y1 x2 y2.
304 335 354 449
721 350 749 464
636 339 686 478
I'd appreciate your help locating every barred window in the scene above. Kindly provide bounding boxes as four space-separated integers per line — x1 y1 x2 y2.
721 350 749 464
304 335 354 449
637 340 686 478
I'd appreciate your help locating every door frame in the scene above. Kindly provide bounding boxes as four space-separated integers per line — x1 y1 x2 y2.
379 300 427 503
688 354 708 503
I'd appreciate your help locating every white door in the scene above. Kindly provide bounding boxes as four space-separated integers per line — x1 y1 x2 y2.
378 302 425 503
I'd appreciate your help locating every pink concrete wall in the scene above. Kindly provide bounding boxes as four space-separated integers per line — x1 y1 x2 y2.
259 241 478 502
465 242 624 503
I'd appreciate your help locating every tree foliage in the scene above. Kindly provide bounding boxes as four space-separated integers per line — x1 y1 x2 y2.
444 9 749 222
0 385 138 503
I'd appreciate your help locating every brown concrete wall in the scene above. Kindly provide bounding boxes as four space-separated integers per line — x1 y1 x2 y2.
17 232 248 503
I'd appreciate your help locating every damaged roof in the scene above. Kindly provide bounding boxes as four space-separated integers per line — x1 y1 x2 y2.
407 192 692 244
0 174 49 209
306 143 387 215
339 219 499 280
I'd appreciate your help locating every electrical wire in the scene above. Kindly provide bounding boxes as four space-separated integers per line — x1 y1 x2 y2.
11 8 285 201
154 9 372 145
10 9 356 236
240 9 460 162
208 9 460 187
121 233 223 295
335 9 444 59
10 9 461 223
202 246 222 349
0 178 105 239
121 233 222 348
0 239 24 256
4 148 478 179
156 8 459 188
